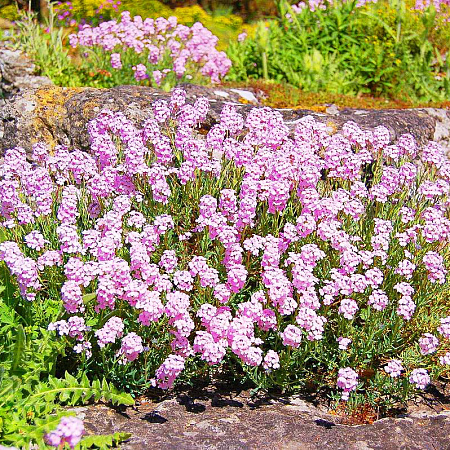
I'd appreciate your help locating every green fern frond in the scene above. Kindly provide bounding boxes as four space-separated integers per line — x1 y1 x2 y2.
30 372 134 406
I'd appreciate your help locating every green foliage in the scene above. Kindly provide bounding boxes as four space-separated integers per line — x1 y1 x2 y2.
0 275 134 448
226 0 450 102
79 432 133 449
10 8 84 87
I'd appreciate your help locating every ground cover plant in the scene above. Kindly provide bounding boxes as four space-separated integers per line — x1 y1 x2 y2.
226 0 450 102
1 88 450 442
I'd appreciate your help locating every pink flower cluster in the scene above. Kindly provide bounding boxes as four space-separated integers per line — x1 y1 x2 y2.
117 332 144 363
1 87 449 400
418 333 439 355
290 0 377 15
414 0 450 12
337 367 358 400
69 12 231 84
95 316 124 347
384 359 404 378
45 416 84 449
409 368 430 389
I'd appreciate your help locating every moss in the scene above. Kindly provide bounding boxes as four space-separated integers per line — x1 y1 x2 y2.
34 86 84 122
31 86 86 149
224 80 450 110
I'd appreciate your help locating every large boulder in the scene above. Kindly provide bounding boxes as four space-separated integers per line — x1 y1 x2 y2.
0 84 449 156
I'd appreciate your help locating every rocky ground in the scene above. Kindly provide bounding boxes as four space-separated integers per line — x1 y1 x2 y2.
0 41 53 97
75 383 450 450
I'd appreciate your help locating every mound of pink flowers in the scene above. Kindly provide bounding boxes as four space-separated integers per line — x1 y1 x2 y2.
0 88 449 403
69 11 231 85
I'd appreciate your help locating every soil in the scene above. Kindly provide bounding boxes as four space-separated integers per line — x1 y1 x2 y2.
225 80 450 111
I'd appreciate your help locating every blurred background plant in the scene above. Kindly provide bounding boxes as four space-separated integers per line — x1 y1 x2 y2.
10 5 84 86
1 0 449 102
226 0 450 102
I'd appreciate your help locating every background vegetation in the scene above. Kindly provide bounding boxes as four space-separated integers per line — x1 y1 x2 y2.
1 0 450 102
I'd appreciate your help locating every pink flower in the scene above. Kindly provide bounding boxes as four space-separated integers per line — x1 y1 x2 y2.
24 230 46 251
153 70 163 86
153 354 185 389
110 52 122 69
238 32 247 42
263 350 280 371
437 316 450 339
45 416 84 448
337 367 358 400
117 332 144 363
418 333 439 355
132 64 148 81
280 324 302 348
338 298 358 320
439 352 450 365
409 368 430 389
384 359 404 378
337 337 352 350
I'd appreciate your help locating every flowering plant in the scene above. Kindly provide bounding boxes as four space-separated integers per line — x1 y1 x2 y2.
1 88 449 409
226 0 450 102
69 11 231 89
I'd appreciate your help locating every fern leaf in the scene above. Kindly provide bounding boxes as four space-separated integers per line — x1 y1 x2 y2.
65 371 78 383
30 374 134 407
69 388 83 406
79 432 132 449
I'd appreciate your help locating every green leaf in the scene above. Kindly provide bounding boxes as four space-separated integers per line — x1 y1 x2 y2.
11 325 25 373
82 293 97 304
79 432 132 449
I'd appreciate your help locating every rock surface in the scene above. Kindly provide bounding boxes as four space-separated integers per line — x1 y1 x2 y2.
0 45 53 98
76 389 450 450
1 84 449 156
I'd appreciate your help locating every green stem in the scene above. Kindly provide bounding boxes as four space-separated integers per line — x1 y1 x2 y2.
262 52 269 80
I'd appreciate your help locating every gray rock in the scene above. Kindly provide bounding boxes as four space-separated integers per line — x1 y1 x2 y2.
229 88 259 104
0 46 53 98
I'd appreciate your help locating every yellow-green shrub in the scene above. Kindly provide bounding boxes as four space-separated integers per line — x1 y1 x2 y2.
0 4 20 21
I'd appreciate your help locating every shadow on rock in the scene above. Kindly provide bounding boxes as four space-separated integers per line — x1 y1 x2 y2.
141 411 168 424
177 394 206 413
